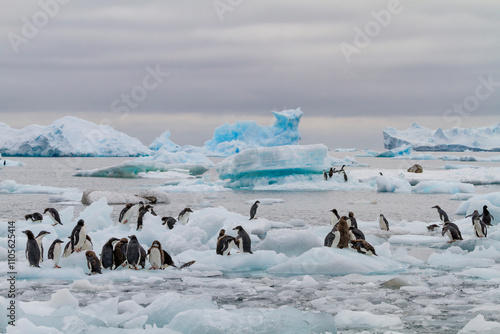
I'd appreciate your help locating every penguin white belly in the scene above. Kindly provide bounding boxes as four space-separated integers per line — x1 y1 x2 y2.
82 239 93 251
379 218 388 231
149 248 162 269
62 242 73 258
473 221 486 238
331 230 340 248
444 229 454 242
224 240 236 256
75 226 87 251
122 209 134 225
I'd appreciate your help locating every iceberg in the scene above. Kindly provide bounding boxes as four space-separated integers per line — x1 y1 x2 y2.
74 150 213 178
0 116 150 157
383 122 500 152
148 130 182 152
203 108 303 156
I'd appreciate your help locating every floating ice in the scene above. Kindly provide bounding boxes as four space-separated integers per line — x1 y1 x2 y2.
81 189 170 205
334 309 402 329
458 314 500 333
383 122 500 152
0 116 150 157
376 175 412 193
412 181 475 194
204 108 303 156
0 180 80 195
74 150 213 178
376 144 413 157
148 130 182 152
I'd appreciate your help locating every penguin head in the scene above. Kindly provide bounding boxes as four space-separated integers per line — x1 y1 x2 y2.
36 230 51 238
108 237 119 245
24 214 31 220
348 211 354 218
22 230 35 239
255 201 260 204
119 237 128 243
151 240 161 248
432 205 440 209
218 229 226 237
43 208 51 214
233 226 243 232
85 250 96 259
185 208 193 213
379 214 384 217
77 219 85 226
54 239 64 244
128 235 138 242
126 203 134 208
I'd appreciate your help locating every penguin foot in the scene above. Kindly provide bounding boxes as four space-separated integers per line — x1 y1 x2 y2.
54 265 61 268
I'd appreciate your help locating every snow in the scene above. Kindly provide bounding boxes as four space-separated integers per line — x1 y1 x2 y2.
203 108 303 156
0 116 150 157
384 122 500 152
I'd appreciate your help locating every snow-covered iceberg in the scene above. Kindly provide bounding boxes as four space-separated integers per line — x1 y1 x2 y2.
0 116 150 157
383 123 500 152
203 108 303 156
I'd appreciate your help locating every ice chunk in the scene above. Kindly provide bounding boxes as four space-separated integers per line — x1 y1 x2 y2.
383 122 500 152
7 318 63 334
0 116 150 157
334 310 402 329
412 181 475 194
81 189 170 205
458 314 500 333
376 175 412 193
0 180 80 195
455 192 500 220
149 130 182 152
257 229 322 256
204 108 303 156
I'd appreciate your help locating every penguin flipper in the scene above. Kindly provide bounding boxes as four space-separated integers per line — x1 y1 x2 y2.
179 260 196 269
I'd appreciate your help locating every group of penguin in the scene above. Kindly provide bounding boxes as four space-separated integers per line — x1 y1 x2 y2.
323 165 348 182
21 201 258 274
431 204 494 242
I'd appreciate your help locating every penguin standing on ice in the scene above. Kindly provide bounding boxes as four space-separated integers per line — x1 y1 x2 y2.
216 229 237 255
48 239 64 268
178 207 193 225
113 238 128 269
481 205 494 226
62 240 74 258
330 209 341 226
348 212 358 229
233 226 253 254
85 251 102 275
162 216 177 229
324 226 340 248
323 170 328 180
71 219 87 252
379 214 390 231
35 230 50 262
442 222 463 243
44 207 62 226
350 239 377 255
101 237 119 270
25 212 43 223
249 201 260 220
432 205 450 224
118 203 135 224
23 230 41 267
147 240 164 269
469 210 488 238
337 216 351 249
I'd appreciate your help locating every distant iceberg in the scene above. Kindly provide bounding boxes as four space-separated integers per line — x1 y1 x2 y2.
383 123 500 152
203 108 303 156
0 116 150 157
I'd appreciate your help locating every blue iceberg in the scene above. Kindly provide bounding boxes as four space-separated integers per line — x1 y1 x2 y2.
204 108 303 156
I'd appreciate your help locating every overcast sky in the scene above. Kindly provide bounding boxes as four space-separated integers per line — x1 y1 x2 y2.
1 1 499 149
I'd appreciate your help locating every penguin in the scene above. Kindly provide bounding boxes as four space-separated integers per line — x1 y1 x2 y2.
330 209 341 226
85 251 102 275
442 222 463 243
118 203 135 224
22 230 41 267
48 239 64 268
44 207 62 226
481 205 494 226
349 226 365 240
136 205 149 231
126 235 141 270
216 229 237 255
343 171 348 182
82 235 93 251
178 207 193 225
162 216 177 229
100 237 119 270
427 224 440 232
249 200 260 220
350 239 377 255
70 219 87 252
336 216 350 249
472 211 487 238
348 212 358 229
379 214 390 231
35 230 50 262
323 170 328 180
147 240 164 269
233 226 253 254
467 210 481 225
113 238 128 269
162 249 176 268
25 212 43 223
324 226 340 248
148 205 157 216
432 205 450 224
329 167 334 178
